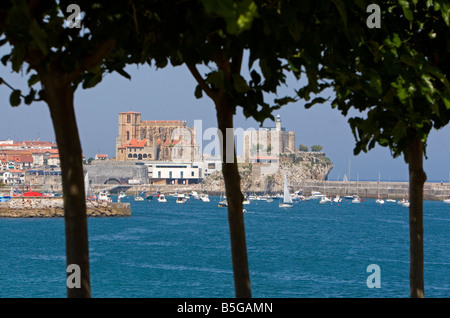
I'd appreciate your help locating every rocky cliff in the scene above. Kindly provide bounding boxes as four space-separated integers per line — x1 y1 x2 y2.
203 152 333 193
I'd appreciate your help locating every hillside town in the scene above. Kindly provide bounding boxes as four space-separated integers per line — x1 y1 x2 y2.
0 112 333 193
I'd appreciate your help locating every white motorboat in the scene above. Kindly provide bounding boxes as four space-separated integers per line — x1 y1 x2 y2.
98 190 112 202
309 191 323 200
402 201 410 207
319 196 332 204
158 194 167 203
376 198 385 204
134 195 144 201
176 194 187 204
443 197 450 204
191 191 200 200
118 191 127 199
386 199 396 203
279 174 293 208
333 195 342 203
200 193 210 202
352 195 361 204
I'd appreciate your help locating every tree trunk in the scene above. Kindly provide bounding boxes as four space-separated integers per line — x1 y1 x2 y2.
405 135 426 298
215 94 252 298
41 75 91 298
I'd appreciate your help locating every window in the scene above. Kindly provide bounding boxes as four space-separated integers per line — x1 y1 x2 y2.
169 171 172 178
180 171 183 178
158 171 161 178
128 154 132 158
127 114 131 123
126 131 130 140
143 154 147 158
191 171 194 177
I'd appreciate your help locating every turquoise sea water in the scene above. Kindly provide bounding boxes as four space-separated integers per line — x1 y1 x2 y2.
0 196 449 298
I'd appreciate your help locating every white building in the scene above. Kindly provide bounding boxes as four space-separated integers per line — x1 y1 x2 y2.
2 169 25 185
146 161 202 185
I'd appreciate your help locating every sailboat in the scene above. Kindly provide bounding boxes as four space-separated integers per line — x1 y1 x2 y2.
134 187 144 201
279 175 293 208
218 193 227 207
375 173 385 204
352 174 361 203
319 180 331 204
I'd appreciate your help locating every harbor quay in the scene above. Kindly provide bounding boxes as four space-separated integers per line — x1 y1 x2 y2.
292 180 450 201
0 197 131 218
93 180 450 201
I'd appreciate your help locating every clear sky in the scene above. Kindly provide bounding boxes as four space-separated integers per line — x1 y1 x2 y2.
1 59 450 183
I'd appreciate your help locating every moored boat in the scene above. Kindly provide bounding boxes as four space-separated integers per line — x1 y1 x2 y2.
158 194 167 203
176 194 187 204
279 175 293 208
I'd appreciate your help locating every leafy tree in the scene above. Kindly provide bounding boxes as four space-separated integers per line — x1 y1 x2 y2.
293 0 450 297
310 145 323 152
124 0 334 297
298 144 309 152
0 1 137 297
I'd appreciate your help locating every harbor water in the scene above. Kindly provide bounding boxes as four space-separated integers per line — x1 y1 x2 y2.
0 196 449 298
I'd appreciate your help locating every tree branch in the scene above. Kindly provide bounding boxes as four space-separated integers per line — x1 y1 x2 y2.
186 63 217 100
231 49 243 75
82 38 116 70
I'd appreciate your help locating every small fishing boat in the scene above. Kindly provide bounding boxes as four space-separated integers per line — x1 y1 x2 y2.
200 193 210 202
158 194 167 203
176 194 187 204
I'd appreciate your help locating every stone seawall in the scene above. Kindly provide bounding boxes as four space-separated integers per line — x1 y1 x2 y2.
295 180 450 201
0 197 131 218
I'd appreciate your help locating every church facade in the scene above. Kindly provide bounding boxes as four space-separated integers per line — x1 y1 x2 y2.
116 111 199 162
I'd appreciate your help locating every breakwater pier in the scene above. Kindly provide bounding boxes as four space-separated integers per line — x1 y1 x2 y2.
94 180 450 201
294 180 450 201
0 197 131 218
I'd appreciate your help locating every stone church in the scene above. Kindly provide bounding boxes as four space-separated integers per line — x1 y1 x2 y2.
116 111 199 162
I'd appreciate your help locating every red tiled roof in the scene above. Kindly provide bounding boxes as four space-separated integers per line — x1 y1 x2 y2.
0 154 34 163
30 149 59 154
119 139 147 148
